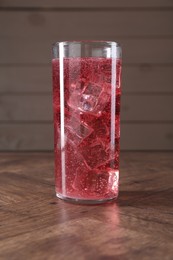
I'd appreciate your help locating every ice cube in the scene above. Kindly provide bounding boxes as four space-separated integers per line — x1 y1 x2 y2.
78 83 102 112
65 116 93 145
80 141 110 169
98 156 119 171
83 83 102 97
67 93 80 110
64 143 90 195
95 91 110 115
73 168 110 194
78 83 108 115
68 81 110 116
69 79 86 94
79 94 97 112
67 79 87 109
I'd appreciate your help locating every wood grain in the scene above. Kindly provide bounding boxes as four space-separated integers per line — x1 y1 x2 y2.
1 65 173 93
0 123 173 151
0 94 173 122
0 152 172 260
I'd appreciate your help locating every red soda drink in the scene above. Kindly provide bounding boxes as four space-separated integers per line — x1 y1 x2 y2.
53 57 121 202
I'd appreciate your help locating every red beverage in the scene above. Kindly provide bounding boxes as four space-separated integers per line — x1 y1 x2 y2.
53 57 121 202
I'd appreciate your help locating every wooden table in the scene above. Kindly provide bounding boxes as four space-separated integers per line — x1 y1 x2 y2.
0 152 173 260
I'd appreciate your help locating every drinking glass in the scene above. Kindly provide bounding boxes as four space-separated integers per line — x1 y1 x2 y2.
52 41 122 204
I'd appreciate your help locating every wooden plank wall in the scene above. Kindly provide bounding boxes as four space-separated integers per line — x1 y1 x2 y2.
0 0 173 151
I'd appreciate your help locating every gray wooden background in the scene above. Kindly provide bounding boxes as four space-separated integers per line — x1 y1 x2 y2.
0 0 173 151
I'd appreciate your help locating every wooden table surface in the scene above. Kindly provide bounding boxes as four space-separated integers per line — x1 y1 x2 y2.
0 152 173 260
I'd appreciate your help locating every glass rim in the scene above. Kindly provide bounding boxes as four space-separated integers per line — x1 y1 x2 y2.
52 40 121 48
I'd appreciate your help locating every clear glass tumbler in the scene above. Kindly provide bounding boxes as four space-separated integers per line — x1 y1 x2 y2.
52 41 122 204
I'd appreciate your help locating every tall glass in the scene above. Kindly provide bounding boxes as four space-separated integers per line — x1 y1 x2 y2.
52 41 122 204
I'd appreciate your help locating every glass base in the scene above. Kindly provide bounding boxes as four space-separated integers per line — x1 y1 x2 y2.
56 193 118 205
